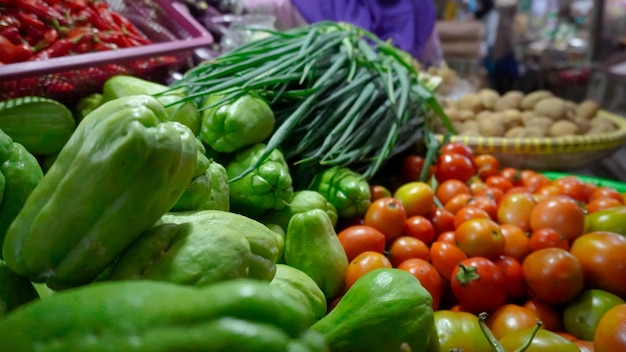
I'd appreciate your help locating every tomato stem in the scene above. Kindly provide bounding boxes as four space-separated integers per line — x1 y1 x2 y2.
478 312 505 352
512 320 543 352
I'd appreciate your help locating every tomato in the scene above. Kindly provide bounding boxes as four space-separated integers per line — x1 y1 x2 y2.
369 184 391 202
429 310 492 352
393 181 435 217
521 172 553 193
474 186 505 205
388 236 430 266
430 241 468 282
570 231 626 297
435 152 476 183
522 247 584 305
497 191 537 232
535 184 561 198
465 195 498 220
468 177 489 196
485 304 540 339
500 167 523 185
436 179 471 206
562 289 625 341
498 327 580 352
530 196 585 243
337 225 387 262
590 186 625 204
397 258 443 310
444 193 473 215
454 218 505 259
450 257 507 314
523 298 564 332
441 141 475 159
499 224 531 262
437 230 456 243
485 175 514 193
344 251 392 289
427 207 456 235
453 206 491 229
473 154 500 181
554 176 591 203
403 215 435 245
364 197 407 243
593 304 626 352
574 340 594 352
493 255 528 301
528 227 570 252
586 197 623 214
401 154 433 181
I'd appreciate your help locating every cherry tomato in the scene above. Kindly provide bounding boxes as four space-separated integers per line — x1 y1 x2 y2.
435 152 476 183
363 197 407 243
473 154 500 181
499 327 580 352
444 193 473 215
454 218 505 259
535 184 561 198
570 231 626 297
528 227 570 252
401 154 433 181
500 167 523 186
393 181 435 217
369 185 391 202
403 215 435 245
554 176 591 203
586 197 623 214
465 195 498 220
524 298 564 332
450 257 507 314
590 186 625 204
485 304 540 339
430 310 492 351
436 230 456 243
530 196 585 243
397 258 443 310
388 236 430 267
562 288 625 341
337 225 387 262
522 174 552 194
427 207 456 235
574 340 594 352
497 191 537 232
500 224 531 262
473 186 504 205
594 304 626 352
485 175 514 193
468 177 489 196
344 251 392 289
430 241 468 282
453 206 491 229
441 141 475 159
522 247 584 305
493 255 528 301
435 179 471 206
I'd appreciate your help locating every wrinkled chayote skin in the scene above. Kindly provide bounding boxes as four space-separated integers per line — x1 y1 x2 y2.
270 263 328 322
308 166 371 219
261 190 338 234
2 95 197 290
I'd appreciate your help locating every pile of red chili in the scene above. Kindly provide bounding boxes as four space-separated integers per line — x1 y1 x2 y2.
0 0 152 64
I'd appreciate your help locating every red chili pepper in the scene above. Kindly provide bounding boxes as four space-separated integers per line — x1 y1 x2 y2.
83 7 115 31
12 43 34 62
109 12 143 37
0 34 17 63
14 0 69 25
0 27 23 45
96 30 132 48
66 0 87 13
29 37 73 60
0 15 21 31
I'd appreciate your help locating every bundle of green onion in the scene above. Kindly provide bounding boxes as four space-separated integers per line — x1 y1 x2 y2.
170 21 452 182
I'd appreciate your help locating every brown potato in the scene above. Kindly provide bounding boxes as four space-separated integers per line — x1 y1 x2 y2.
444 107 462 121
458 109 477 121
576 100 600 120
494 91 524 111
520 90 553 110
456 93 484 113
501 109 524 130
504 126 526 138
477 114 506 137
534 97 568 120
478 88 500 110
524 116 553 136
549 119 579 137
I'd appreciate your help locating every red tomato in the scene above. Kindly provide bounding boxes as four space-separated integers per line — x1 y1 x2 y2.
444 193 473 215
535 184 561 198
401 154 433 181
521 172 552 193
473 154 500 181
468 177 489 195
554 176 592 203
530 196 585 243
574 340 595 352
337 225 387 262
570 231 626 297
465 195 498 220
523 298 564 332
586 197 623 214
388 236 430 267
435 152 476 183
500 224 531 262
369 185 391 202
473 186 504 205
594 304 626 352
430 241 468 282
453 206 491 229
500 167 523 186
441 141 475 159
397 258 443 310
437 230 456 243
485 304 540 339
364 197 407 243
493 255 528 301
450 256 507 314
497 191 537 232
485 175 514 193
522 247 584 305
436 179 472 206
403 215 435 245
590 186 625 204
454 218 505 259
427 207 456 235
528 227 570 252
393 181 435 217
345 251 392 289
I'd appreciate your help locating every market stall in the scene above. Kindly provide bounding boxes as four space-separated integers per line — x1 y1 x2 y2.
1 1 626 351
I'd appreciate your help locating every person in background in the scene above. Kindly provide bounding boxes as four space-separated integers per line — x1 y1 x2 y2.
241 0 444 67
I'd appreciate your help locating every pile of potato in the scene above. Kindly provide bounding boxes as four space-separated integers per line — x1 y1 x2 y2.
435 89 618 138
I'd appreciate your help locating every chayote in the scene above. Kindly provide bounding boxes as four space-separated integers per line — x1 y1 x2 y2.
270 264 328 322
261 190 338 234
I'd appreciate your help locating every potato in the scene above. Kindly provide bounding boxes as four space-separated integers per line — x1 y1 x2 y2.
524 116 553 136
475 110 492 121
568 115 592 134
477 114 506 137
456 93 484 113
590 114 616 129
504 126 526 138
444 107 462 121
576 100 600 120
549 119 579 137
458 120 479 135
534 97 568 120
458 109 476 121
478 88 500 110
501 109 523 130
493 90 524 111
520 110 536 123
520 90 553 110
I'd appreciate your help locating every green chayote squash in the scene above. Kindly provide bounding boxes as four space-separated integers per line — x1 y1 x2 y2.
308 166 371 219
261 190 338 234
270 264 328 322
0 259 39 318
0 279 328 351
1 95 197 290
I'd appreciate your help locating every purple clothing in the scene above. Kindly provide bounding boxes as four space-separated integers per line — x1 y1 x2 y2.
290 0 437 58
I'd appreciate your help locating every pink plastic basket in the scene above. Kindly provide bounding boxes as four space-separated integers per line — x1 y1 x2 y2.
0 0 215 105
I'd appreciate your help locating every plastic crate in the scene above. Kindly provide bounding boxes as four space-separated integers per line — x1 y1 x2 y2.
0 0 215 105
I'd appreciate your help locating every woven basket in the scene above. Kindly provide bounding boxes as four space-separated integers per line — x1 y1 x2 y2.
436 110 626 171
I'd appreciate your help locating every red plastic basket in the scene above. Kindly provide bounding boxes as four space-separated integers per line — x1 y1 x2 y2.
0 0 215 105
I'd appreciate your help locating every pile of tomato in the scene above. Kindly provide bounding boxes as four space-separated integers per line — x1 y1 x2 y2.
336 142 626 352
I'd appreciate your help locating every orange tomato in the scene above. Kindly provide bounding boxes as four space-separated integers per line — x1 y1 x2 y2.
454 218 505 259
363 197 407 243
453 206 491 229
402 215 435 245
344 251 392 289
397 258 443 310
388 236 430 267
393 181 435 217
436 179 471 207
485 304 541 339
530 196 585 243
594 304 626 352
499 224 531 262
337 225 387 262
497 191 537 232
